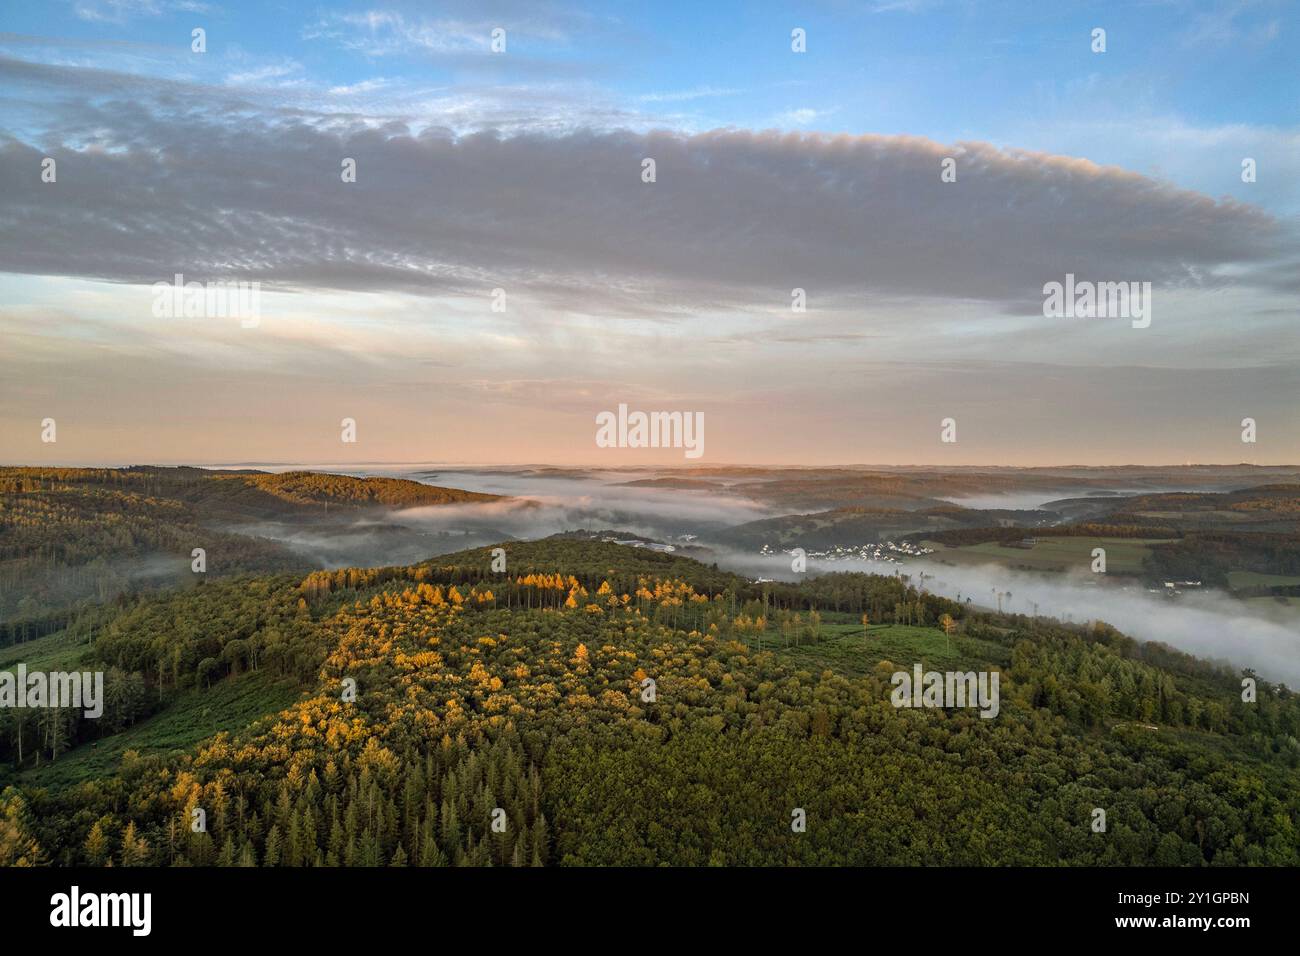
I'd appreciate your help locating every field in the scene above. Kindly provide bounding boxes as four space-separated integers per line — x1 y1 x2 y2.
1226 571 1300 590
0 630 93 675
1241 595 1300 611
762 617 1012 678
921 536 1172 575
0 668 302 790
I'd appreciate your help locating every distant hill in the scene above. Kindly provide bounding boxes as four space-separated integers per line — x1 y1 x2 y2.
716 505 1057 550
562 464 1300 512
616 477 725 490
224 471 499 510
909 486 1300 589
0 466 506 633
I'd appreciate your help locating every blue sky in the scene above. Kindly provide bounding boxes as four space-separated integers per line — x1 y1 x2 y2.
4 1 1296 206
1 1 1297 465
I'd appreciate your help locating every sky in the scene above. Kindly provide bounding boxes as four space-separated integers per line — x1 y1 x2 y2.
1 0 1298 467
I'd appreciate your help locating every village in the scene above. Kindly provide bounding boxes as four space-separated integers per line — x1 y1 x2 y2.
759 540 936 564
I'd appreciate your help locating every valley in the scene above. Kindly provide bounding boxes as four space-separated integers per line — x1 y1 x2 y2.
2 463 1299 867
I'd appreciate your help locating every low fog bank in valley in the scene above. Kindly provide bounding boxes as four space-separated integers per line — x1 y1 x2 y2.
728 551 1300 687
398 470 771 540
228 472 772 567
228 465 1300 688
223 519 491 569
398 494 767 539
909 561 1300 688
939 484 1258 512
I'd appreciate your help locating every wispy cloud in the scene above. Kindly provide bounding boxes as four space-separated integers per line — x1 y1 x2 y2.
303 6 578 59
71 0 210 23
767 106 837 127
305 11 497 57
639 86 742 104
224 60 304 87
327 77 391 95
1180 1 1283 48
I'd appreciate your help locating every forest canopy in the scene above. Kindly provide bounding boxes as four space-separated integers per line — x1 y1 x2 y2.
2 538 1297 867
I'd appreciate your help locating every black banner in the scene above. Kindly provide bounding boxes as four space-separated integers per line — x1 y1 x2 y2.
0 866 1279 942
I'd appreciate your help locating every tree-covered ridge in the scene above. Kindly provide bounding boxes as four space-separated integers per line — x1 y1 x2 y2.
0 477 305 632
226 471 501 509
917 524 1300 589
0 467 506 640
1115 484 1300 521
2 541 1297 867
918 522 1182 547
0 575 322 776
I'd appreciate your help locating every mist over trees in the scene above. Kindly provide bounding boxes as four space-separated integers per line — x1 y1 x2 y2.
3 540 1297 867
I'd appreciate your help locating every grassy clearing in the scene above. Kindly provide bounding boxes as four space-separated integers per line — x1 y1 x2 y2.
762 622 1009 678
1227 571 1300 590
15 671 303 790
1240 595 1300 611
0 629 95 674
923 536 1171 574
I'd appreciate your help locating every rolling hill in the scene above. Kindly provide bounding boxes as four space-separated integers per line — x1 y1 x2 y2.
3 538 1298 867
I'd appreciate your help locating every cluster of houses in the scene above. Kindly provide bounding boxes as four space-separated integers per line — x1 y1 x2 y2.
600 536 677 553
759 541 935 564
1148 580 1203 596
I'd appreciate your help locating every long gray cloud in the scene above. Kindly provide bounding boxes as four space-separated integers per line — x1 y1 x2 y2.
1 54 1293 315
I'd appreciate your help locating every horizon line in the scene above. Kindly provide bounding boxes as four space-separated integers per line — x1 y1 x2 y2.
4 460 1299 472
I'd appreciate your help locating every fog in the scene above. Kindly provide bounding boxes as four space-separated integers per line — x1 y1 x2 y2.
938 485 1244 512
421 473 1299 689
396 470 772 541
230 465 1300 687
227 519 491 570
912 560 1300 687
739 552 1300 687
938 492 1078 511
228 471 773 568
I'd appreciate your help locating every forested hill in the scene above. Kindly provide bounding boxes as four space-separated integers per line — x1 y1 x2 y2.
0 466 502 515
3 539 1298 867
0 466 507 634
225 471 500 509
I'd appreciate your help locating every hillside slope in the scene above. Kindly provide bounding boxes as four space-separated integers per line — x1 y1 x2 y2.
0 467 506 632
3 540 1297 866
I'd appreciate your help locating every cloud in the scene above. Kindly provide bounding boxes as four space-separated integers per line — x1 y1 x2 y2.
639 86 743 104
72 1 158 23
71 0 209 23
1179 1 1284 48
767 107 837 127
224 61 305 88
328 78 392 96
868 0 938 12
304 11 500 57
1 63 1292 319
301 4 600 64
